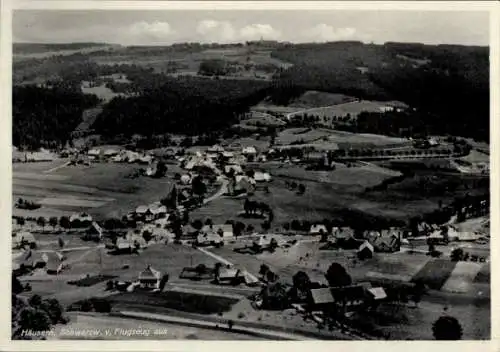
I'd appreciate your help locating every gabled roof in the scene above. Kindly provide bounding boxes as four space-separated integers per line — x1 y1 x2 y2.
135 205 150 214
358 241 374 253
253 172 271 182
310 288 334 305
218 268 241 279
242 146 257 154
139 265 161 280
310 224 328 234
330 285 367 302
367 287 387 300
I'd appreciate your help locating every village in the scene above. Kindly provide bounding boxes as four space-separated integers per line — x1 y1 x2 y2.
12 132 490 340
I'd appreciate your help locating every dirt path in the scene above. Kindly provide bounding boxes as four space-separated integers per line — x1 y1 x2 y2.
43 160 70 174
203 178 228 204
196 247 260 283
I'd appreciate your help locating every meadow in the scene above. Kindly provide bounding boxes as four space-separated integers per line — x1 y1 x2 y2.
12 160 180 220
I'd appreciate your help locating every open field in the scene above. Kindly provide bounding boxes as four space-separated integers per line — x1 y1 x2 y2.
287 91 357 109
18 243 222 305
191 161 440 225
81 84 126 102
275 128 411 149
13 160 180 220
288 100 408 120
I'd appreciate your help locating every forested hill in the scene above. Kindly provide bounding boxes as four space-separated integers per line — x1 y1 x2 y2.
13 86 100 149
93 77 271 137
270 42 489 141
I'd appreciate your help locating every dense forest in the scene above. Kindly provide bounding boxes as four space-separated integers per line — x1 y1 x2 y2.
12 41 489 146
271 42 489 141
93 77 271 136
13 86 100 149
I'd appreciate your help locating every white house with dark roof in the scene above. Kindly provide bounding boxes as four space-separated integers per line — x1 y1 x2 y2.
138 265 162 289
310 224 328 235
201 224 233 238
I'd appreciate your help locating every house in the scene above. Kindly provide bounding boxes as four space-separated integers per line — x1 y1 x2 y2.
357 241 374 259
115 238 133 253
216 267 244 284
83 221 104 241
135 205 154 222
253 171 271 182
242 146 257 155
138 265 161 289
208 145 224 153
22 251 64 274
149 204 167 219
366 287 387 301
310 224 328 236
372 230 400 253
201 224 234 238
330 285 369 313
103 149 119 157
228 175 256 195
182 224 199 238
12 231 36 249
334 228 362 249
308 288 335 312
196 232 224 246
88 149 101 158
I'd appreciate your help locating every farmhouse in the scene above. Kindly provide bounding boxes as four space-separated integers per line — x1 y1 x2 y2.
103 148 119 157
253 171 272 182
216 267 244 284
201 224 234 238
372 229 401 252
208 145 224 153
196 232 224 246
228 175 256 195
242 146 257 155
310 224 328 236
88 148 101 158
135 205 154 222
308 284 384 314
149 203 168 219
138 265 162 289
22 251 65 273
12 231 36 249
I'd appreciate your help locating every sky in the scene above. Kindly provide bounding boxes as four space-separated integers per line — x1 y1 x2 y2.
13 10 490 46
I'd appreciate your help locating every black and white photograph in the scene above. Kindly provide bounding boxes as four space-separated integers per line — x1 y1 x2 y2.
5 1 496 344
